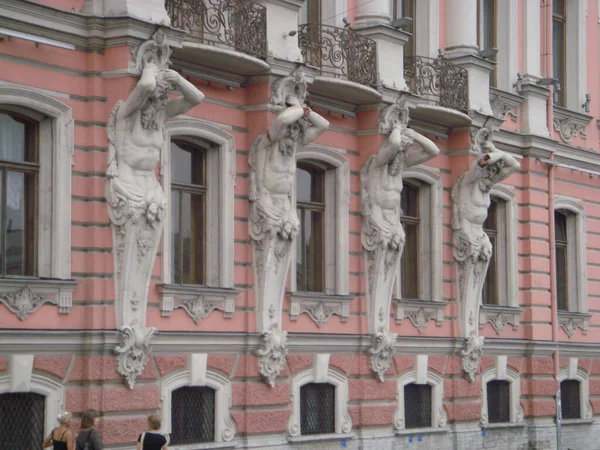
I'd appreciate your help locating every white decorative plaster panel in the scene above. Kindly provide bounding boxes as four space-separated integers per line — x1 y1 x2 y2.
289 292 354 328
158 285 237 325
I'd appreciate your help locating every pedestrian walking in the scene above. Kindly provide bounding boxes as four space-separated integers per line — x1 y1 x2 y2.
75 409 103 450
137 414 168 450
42 411 75 450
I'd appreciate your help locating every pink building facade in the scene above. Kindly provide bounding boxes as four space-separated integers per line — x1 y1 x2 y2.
0 0 599 448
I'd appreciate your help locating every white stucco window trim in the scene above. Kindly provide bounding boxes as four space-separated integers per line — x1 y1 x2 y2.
161 117 236 311
0 81 73 281
394 369 447 431
554 197 588 316
291 145 350 296
480 362 524 426
160 368 236 444
0 371 65 436
493 0 518 92
414 0 440 58
396 165 443 302
287 365 353 437
559 359 593 421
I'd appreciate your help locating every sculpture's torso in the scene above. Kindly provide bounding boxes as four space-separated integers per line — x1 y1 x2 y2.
458 180 490 239
368 162 403 225
262 141 296 210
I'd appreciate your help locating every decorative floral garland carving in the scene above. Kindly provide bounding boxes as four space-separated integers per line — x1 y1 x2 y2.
553 116 587 143
0 287 55 321
461 333 484 382
257 328 288 387
369 330 397 382
115 322 157 389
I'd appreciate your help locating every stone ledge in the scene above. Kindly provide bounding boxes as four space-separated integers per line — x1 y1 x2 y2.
0 277 78 320
158 284 238 324
557 311 591 338
169 442 236 450
287 432 356 444
288 291 355 328
394 298 448 332
560 418 594 426
480 422 526 430
394 426 449 436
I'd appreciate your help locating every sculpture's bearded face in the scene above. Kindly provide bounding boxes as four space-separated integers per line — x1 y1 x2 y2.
478 161 503 192
279 122 303 157
141 74 171 130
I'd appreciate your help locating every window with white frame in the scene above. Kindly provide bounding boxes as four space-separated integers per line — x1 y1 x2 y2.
559 363 592 421
480 364 523 426
160 369 236 445
288 364 352 438
159 119 236 320
392 0 415 57
553 199 587 314
481 188 518 308
291 146 349 296
0 369 65 443
395 369 446 431
0 82 75 318
396 169 442 302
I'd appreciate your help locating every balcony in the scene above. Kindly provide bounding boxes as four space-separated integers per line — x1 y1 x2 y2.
404 56 470 128
165 0 269 76
298 24 381 104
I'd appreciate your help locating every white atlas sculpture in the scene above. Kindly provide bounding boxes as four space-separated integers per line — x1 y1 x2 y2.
452 121 520 381
106 30 204 389
361 98 440 381
249 68 329 387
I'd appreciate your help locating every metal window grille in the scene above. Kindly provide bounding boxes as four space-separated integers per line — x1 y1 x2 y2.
170 386 215 445
487 380 510 423
0 392 45 449
300 383 335 435
404 383 432 428
561 380 581 419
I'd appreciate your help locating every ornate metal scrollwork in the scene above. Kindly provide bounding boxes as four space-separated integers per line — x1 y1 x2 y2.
165 0 267 60
404 56 469 112
298 24 378 87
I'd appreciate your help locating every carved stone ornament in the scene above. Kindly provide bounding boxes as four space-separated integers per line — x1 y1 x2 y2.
379 96 410 134
256 328 289 388
128 29 172 74
407 307 433 332
369 330 397 382
0 287 55 321
249 67 329 386
289 293 354 328
395 298 447 330
553 116 587 142
461 333 484 382
489 88 522 122
115 322 158 389
106 30 204 388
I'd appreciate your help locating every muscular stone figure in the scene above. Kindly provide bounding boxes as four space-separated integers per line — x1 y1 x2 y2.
249 95 329 243
452 124 520 381
361 124 440 253
105 31 204 389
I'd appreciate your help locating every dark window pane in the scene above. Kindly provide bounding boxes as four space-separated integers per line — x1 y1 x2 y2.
0 392 45 449
171 140 207 285
555 211 567 242
552 19 566 106
300 383 335 435
561 380 581 420
555 211 569 311
482 235 498 305
483 200 497 231
296 162 325 293
401 222 419 299
5 170 35 276
171 140 205 185
404 383 432 428
553 0 565 15
401 184 419 219
171 386 215 444
487 380 510 423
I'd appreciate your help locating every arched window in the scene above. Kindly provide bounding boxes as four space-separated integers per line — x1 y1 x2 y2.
560 379 581 420
296 162 326 293
171 386 215 444
170 139 207 285
480 361 523 426
558 361 592 421
400 182 420 299
395 367 446 431
288 361 352 438
160 366 236 444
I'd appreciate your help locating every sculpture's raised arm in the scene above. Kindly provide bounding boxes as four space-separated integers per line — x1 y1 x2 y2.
166 70 205 118
405 129 441 168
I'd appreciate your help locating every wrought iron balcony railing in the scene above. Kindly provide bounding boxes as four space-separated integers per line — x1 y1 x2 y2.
165 0 267 60
404 56 469 113
298 24 378 88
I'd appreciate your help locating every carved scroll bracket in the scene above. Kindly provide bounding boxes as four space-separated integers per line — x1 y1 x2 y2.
256 328 289 388
369 330 397 382
461 333 484 382
115 322 157 390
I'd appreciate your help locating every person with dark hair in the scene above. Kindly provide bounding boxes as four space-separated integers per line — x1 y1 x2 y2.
75 409 103 450
137 414 168 450
42 411 75 450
